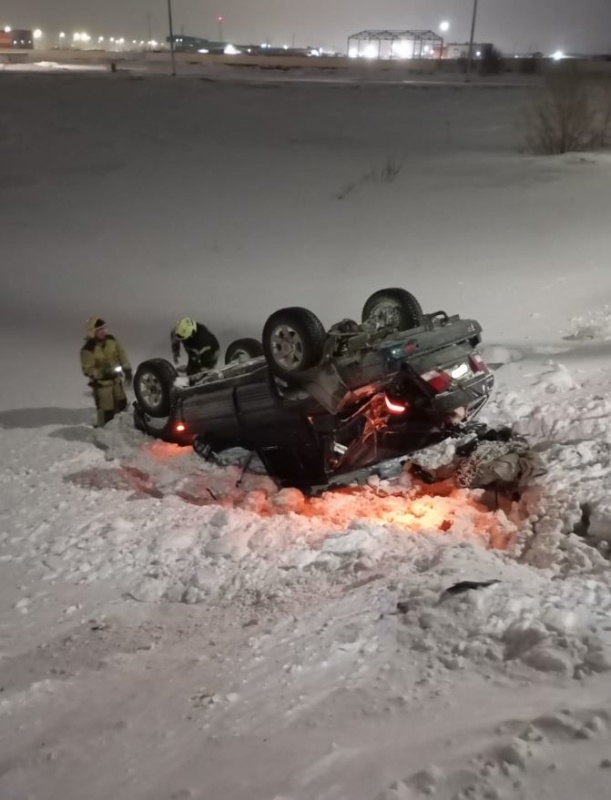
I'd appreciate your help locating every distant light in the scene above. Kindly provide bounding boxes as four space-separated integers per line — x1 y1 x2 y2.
363 43 377 59
348 46 358 58
4 26 11 34
392 39 413 59
98 36 104 43
33 29 43 40
132 39 137 45
283 44 288 50
150 39 158 47
551 49 566 61
73 32 81 42
59 32 66 38
224 43 240 55
217 16 223 22
197 48 209 54
110 37 115 43
476 50 481 57
439 20 450 33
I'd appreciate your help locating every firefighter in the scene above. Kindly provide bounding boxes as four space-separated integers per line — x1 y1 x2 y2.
80 317 132 428
171 317 220 377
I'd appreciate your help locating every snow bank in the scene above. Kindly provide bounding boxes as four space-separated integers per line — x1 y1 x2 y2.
567 306 611 342
1 74 611 800
3 388 611 689
376 704 611 800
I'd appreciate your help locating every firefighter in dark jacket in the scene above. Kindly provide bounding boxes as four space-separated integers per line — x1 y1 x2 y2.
171 318 220 377
80 317 132 427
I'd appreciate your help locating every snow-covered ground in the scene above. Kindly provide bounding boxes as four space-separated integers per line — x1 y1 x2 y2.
0 61 107 73
1 72 611 800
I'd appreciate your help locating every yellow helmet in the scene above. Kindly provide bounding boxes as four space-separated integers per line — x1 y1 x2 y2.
86 316 107 337
174 317 197 340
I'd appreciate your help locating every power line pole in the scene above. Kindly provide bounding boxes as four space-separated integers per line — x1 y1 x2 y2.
465 0 479 81
167 0 176 75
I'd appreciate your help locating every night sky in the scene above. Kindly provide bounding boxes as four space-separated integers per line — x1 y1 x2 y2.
4 0 611 54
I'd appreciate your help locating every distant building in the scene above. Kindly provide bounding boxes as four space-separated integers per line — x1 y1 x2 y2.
443 42 494 59
167 35 223 53
166 34 320 58
0 28 34 49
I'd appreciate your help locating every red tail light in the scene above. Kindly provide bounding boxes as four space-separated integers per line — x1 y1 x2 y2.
421 369 452 393
175 422 186 433
385 395 408 415
469 354 488 373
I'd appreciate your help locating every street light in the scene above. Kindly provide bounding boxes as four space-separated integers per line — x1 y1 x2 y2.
217 15 224 42
439 19 450 60
167 0 176 76
465 0 479 80
33 29 43 40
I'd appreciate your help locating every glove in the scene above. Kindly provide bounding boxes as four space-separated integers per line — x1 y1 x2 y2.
479 426 513 443
406 463 435 484
123 368 133 387
455 437 480 458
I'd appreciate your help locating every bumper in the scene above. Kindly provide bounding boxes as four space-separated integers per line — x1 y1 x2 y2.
430 373 494 419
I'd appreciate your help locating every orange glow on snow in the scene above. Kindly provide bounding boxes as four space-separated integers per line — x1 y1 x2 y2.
276 487 515 550
144 440 189 461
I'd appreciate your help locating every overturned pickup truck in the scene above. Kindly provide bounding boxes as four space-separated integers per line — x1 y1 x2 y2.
132 288 494 488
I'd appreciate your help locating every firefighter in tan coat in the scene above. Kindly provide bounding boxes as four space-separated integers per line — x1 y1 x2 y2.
80 317 132 427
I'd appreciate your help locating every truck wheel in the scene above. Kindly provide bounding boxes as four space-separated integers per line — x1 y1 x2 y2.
362 288 424 332
133 358 177 418
225 338 264 364
262 307 326 378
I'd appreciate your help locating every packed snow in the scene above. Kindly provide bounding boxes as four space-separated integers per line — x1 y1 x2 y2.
1 70 611 800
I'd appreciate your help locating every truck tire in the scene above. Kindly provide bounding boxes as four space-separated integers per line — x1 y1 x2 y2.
225 338 264 364
262 307 326 378
133 358 177 418
362 288 424 332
